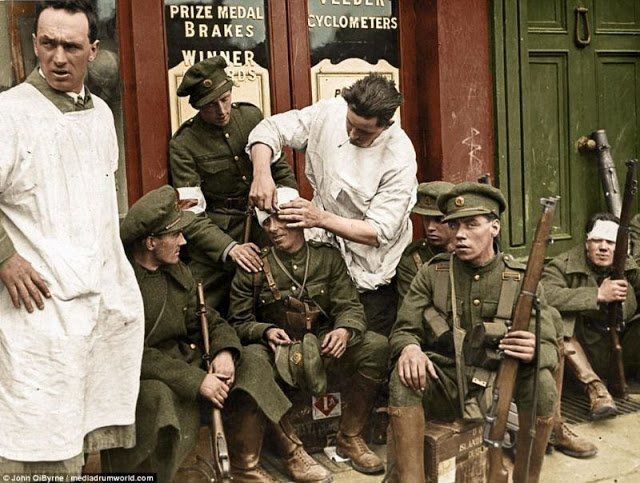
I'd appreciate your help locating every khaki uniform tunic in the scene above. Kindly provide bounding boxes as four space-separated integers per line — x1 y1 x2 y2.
102 260 290 482
170 103 296 315
229 242 389 383
390 253 559 420
541 244 640 376
396 238 444 303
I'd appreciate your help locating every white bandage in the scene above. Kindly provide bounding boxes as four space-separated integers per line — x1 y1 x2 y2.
587 219 619 242
176 187 206 214
255 187 300 227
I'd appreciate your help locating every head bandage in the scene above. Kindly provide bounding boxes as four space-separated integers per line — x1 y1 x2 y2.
587 220 619 242
255 187 300 227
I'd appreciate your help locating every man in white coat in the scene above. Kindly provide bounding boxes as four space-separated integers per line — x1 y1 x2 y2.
0 0 144 475
248 74 417 338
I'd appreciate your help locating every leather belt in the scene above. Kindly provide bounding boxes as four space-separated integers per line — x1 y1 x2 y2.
207 196 247 210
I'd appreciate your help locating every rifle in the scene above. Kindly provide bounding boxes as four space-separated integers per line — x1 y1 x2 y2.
197 282 232 483
578 129 622 217
484 196 559 483
606 159 637 398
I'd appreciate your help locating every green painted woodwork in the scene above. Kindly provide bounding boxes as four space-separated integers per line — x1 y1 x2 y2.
493 0 640 258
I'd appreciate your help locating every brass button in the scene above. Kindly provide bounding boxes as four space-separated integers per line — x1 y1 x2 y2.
320 289 325 294
474 274 480 281
242 175 247 181
189 343 197 350
473 299 481 306
291 286 297 291
224 133 230 138
234 155 239 161
293 264 298 270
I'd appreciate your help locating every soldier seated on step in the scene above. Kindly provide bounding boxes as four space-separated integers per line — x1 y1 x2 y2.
228 186 390 482
387 182 559 483
541 212 640 420
102 186 291 483
396 181 456 305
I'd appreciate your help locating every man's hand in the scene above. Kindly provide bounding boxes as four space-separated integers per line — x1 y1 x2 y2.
0 253 50 313
598 277 628 303
278 198 327 229
228 243 262 273
499 330 535 363
397 344 437 391
249 175 277 213
177 198 198 210
321 328 350 358
265 327 292 352
211 350 236 386
199 373 230 409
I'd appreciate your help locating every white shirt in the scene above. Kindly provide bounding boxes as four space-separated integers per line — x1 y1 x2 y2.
248 96 417 291
0 83 144 461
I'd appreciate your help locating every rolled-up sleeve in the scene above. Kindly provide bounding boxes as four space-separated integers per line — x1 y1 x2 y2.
364 152 417 246
247 102 322 163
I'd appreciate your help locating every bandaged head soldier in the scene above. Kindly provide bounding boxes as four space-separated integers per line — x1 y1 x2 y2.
229 187 390 481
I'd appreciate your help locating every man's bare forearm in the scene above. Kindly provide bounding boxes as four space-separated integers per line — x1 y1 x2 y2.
320 211 379 247
250 143 274 177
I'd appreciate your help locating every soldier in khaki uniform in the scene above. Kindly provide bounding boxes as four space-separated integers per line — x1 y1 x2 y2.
229 187 390 481
630 213 640 259
396 181 455 303
170 56 297 316
541 212 640 420
387 182 559 483
103 186 291 483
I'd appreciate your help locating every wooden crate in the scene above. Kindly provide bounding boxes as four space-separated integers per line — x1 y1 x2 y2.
424 420 487 483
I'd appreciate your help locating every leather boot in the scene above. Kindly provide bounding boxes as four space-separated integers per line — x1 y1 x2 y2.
269 416 332 482
549 340 598 458
225 392 277 483
387 406 425 483
565 337 616 419
513 410 554 483
336 372 384 474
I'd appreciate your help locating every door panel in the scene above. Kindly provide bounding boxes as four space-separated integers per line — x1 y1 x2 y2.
495 0 640 258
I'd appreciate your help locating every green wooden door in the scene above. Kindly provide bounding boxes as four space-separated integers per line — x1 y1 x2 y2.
494 0 640 258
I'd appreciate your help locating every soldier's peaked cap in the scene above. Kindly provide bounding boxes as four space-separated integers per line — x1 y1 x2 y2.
275 333 327 396
177 56 234 109
120 185 195 246
437 181 506 222
413 181 455 216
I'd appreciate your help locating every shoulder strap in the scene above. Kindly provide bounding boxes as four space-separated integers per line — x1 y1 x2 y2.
262 256 282 301
495 270 522 323
433 263 450 312
412 252 423 270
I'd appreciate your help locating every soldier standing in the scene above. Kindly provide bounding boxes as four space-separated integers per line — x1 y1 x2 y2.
170 56 297 315
541 212 640 420
104 186 291 482
229 187 389 481
388 182 559 483
396 181 455 303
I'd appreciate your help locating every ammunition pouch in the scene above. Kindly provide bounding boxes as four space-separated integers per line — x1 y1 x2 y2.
284 296 321 340
463 321 509 371
424 306 454 356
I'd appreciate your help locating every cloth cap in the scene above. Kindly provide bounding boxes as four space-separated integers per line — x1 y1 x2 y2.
255 187 301 227
120 185 195 246
275 333 327 396
176 56 234 109
412 181 455 216
587 220 619 242
437 182 507 222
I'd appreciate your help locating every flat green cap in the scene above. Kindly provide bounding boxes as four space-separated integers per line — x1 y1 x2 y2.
120 185 195 246
176 56 233 109
412 181 455 216
275 333 327 396
437 181 506 222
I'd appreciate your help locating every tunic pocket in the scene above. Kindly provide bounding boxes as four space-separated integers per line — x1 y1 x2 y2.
197 155 238 196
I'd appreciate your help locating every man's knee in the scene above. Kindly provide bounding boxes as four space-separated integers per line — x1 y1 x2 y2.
388 361 424 407
515 368 557 416
352 331 390 379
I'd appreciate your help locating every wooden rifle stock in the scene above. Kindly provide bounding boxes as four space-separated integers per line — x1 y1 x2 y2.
197 282 232 483
484 197 559 483
607 159 637 398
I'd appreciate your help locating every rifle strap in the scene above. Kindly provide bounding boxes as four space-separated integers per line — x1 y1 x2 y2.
524 296 542 478
412 252 424 270
450 257 469 417
252 270 263 314
262 256 282 301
